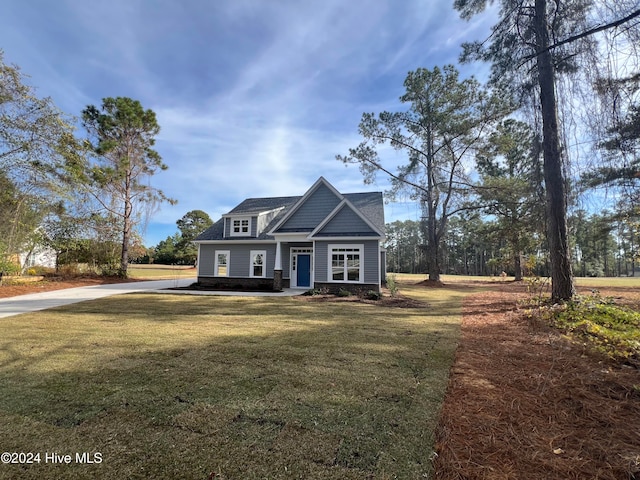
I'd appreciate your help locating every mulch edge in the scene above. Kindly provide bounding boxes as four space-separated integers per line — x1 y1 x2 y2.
432 285 640 480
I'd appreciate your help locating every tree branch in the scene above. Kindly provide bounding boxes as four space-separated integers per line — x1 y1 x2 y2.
523 8 640 62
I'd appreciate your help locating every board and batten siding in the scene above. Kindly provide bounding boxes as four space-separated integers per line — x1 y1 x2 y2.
314 240 380 284
315 205 376 236
277 183 341 232
198 243 276 277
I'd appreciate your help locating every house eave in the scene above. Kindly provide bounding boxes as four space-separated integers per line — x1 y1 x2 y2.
194 239 277 244
222 206 285 218
310 236 384 241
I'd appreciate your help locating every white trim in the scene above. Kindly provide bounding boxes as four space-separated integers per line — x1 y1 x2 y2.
310 236 382 241
229 216 251 237
274 240 282 271
269 232 310 242
195 240 276 245
249 250 267 278
214 250 230 277
327 244 364 284
196 243 202 276
194 236 381 245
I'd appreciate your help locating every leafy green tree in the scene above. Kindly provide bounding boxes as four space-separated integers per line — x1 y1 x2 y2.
475 119 545 280
0 171 41 272
0 50 76 190
40 207 85 272
338 65 509 282
0 51 79 272
153 234 181 265
176 210 213 264
177 210 213 241
81 97 176 277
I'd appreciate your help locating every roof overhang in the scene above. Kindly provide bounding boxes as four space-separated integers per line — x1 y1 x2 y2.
194 239 277 244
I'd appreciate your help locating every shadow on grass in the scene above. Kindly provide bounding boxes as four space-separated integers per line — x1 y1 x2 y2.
0 291 464 479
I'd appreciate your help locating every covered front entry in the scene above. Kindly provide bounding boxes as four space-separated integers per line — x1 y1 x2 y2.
291 248 313 288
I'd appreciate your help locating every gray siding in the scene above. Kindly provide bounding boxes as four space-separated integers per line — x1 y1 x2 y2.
314 240 379 285
281 244 291 279
314 242 328 282
223 216 257 238
198 244 216 276
277 183 341 232
198 243 276 278
315 205 376 236
362 240 381 284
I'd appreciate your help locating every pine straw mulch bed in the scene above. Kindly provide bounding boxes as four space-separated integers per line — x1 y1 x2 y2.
294 289 428 308
0 276 142 299
433 282 640 480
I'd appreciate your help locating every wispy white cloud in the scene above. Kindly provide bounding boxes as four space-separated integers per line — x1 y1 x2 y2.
0 0 497 245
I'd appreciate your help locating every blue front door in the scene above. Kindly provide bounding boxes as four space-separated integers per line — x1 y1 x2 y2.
296 254 311 288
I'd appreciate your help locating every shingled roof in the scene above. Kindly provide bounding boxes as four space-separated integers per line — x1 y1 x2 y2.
194 189 384 242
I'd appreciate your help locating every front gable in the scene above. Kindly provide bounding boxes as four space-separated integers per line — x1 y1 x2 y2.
312 202 379 237
270 177 343 233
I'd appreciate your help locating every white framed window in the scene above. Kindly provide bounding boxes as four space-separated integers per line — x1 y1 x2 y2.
215 250 230 277
329 244 363 283
250 250 266 278
230 217 250 237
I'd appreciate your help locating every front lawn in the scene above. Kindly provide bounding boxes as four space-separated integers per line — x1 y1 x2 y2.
0 285 470 479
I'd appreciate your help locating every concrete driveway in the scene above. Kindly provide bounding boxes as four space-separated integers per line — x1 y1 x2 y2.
0 278 196 319
0 279 305 319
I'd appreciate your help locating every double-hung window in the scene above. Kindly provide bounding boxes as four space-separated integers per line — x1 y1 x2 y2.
250 250 266 278
329 245 363 283
215 250 230 277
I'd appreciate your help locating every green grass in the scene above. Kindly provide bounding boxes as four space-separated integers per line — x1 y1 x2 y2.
574 276 640 288
0 283 471 479
391 273 640 289
549 293 640 363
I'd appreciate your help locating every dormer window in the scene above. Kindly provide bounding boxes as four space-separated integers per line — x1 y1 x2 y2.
229 216 251 237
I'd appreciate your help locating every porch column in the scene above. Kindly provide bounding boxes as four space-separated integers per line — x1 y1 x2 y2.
274 240 282 271
273 240 283 291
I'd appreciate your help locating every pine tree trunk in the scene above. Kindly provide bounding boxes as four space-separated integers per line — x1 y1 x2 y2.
514 252 523 281
119 172 132 278
534 0 575 301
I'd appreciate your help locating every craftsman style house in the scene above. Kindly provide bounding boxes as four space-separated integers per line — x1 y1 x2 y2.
194 177 386 293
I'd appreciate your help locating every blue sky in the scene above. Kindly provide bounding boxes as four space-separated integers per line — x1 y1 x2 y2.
0 0 496 246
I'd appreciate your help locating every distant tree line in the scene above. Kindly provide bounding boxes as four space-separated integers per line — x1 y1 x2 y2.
385 209 639 278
